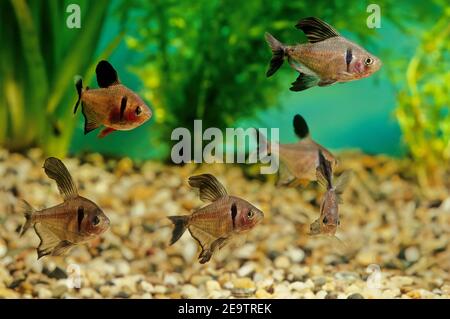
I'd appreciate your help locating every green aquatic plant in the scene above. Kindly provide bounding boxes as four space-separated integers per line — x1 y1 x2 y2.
0 0 117 157
118 0 383 159
395 11 450 188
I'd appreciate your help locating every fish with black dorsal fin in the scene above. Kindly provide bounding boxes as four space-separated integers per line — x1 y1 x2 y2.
256 114 337 186
265 17 382 91
73 60 152 138
310 150 352 237
20 157 110 259
168 174 264 264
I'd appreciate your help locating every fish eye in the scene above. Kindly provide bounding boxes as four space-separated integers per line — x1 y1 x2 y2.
135 106 142 116
247 210 254 219
322 216 328 224
92 215 100 226
338 220 341 225
365 57 374 65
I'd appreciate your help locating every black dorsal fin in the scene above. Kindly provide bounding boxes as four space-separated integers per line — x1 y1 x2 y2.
295 17 340 43
293 114 310 139
316 150 333 190
96 60 120 88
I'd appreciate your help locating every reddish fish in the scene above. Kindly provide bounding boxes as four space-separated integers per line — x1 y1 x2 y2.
74 60 152 138
20 157 110 259
265 17 382 91
168 174 264 264
257 114 337 186
310 150 351 236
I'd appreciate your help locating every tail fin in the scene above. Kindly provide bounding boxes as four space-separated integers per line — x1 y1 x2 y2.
74 76 83 114
168 216 189 245
20 200 36 236
255 129 272 158
265 32 285 77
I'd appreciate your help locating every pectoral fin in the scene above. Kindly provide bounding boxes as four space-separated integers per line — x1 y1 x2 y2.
98 127 116 138
52 240 75 256
198 236 229 264
188 174 228 202
43 157 78 200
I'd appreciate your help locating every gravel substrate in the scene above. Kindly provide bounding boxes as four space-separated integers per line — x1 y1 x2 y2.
0 148 449 299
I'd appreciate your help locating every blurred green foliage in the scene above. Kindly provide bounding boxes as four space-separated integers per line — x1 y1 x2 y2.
395 6 450 188
117 0 386 156
0 0 119 157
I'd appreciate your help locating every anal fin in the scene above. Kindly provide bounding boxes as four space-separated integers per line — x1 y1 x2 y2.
290 73 319 92
34 223 62 259
82 106 101 134
277 162 296 186
318 79 336 87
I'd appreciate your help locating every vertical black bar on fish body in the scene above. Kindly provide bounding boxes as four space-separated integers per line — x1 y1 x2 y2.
231 203 237 229
345 48 353 72
77 207 84 233
120 96 128 121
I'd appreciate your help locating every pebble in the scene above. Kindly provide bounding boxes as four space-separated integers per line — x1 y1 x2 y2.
206 280 221 292
274 256 291 269
38 288 53 299
181 285 199 298
232 278 255 290
287 247 305 263
347 293 364 299
237 263 255 277
1 151 448 300
404 246 420 263
255 289 272 298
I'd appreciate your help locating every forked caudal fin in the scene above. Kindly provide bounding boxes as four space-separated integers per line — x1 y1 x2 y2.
73 76 83 114
265 32 285 77
168 216 189 245
19 200 36 237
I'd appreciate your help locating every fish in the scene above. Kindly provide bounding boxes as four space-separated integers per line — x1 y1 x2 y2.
73 60 152 138
265 17 382 91
257 114 337 186
20 157 110 259
309 150 351 237
168 174 264 264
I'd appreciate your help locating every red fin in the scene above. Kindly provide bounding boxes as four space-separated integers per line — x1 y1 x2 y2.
98 127 116 138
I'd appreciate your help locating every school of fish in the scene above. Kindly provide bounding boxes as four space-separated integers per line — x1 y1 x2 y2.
15 16 377 263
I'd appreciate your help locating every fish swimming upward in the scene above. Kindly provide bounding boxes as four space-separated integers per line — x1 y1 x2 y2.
74 60 152 138
168 174 264 264
257 114 337 186
265 17 382 91
20 157 110 259
310 150 351 237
